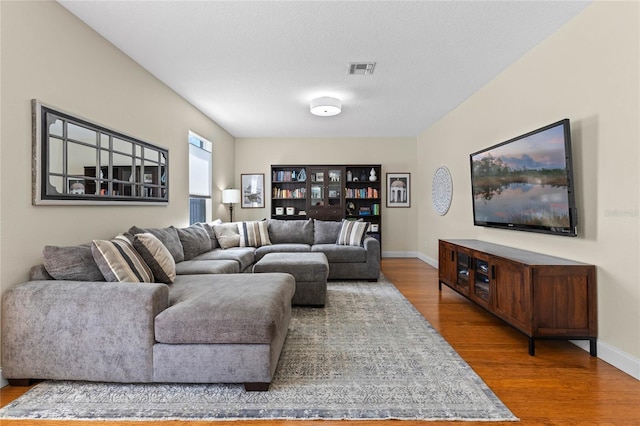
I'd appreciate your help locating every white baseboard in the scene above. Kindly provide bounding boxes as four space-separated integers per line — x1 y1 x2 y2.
381 251 419 258
0 368 8 388
417 252 437 268
571 339 640 380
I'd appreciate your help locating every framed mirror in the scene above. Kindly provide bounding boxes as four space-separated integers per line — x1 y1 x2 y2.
32 100 169 205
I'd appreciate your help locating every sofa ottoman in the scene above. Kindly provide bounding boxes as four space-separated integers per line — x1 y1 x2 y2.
253 252 329 307
153 273 295 391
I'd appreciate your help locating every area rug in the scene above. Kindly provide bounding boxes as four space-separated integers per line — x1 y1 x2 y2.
0 276 517 421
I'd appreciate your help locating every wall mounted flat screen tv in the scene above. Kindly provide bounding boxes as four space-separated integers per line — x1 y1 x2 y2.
470 119 577 237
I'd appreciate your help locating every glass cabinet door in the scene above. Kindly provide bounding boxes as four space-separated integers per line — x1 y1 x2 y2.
310 168 325 207
327 168 342 207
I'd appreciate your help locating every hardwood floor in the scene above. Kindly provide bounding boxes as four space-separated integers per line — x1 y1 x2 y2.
1 258 639 425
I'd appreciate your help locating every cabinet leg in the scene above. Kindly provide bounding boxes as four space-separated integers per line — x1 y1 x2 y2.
528 337 536 356
589 338 598 357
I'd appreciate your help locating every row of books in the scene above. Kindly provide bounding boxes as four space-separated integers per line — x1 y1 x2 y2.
356 204 380 215
272 170 304 182
272 187 306 199
345 187 379 199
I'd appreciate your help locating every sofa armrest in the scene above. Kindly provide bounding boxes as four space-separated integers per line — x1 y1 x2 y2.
363 236 381 258
2 280 169 383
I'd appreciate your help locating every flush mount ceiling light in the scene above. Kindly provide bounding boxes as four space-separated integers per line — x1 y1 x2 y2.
310 97 342 117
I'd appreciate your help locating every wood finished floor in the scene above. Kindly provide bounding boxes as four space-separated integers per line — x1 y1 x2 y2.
1 258 639 425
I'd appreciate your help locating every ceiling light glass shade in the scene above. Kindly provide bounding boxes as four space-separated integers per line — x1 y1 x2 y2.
310 97 342 116
222 188 241 204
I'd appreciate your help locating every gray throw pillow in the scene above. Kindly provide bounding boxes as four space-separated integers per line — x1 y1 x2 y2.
313 219 343 244
195 222 219 249
177 225 212 260
268 219 314 245
129 225 185 263
42 244 105 281
213 222 240 249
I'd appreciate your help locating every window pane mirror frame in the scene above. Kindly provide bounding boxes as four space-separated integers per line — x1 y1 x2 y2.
32 100 169 205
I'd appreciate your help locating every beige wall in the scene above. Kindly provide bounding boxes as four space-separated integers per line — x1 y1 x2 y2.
417 1 639 371
0 0 235 366
234 137 417 255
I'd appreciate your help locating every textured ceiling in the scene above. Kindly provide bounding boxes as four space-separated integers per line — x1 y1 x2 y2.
58 1 591 138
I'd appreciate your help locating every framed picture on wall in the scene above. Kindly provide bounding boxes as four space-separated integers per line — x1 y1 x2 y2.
386 172 410 208
241 173 264 208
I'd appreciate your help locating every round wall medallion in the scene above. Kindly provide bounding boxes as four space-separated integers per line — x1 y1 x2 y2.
432 166 453 216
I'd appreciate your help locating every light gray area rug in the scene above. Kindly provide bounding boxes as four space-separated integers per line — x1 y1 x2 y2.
0 277 517 421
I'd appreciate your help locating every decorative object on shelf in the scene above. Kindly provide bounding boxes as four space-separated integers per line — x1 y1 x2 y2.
359 171 367 181
222 188 241 222
275 207 284 215
241 174 265 208
298 168 306 181
346 201 356 215
310 96 341 116
286 207 296 215
346 170 353 181
32 100 168 205
432 166 453 216
369 168 377 182
386 172 411 208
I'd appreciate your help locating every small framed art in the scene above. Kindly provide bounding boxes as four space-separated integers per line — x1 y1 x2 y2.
386 172 410 208
241 173 265 208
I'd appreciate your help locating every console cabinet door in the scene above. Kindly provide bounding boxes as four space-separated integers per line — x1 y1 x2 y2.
438 240 457 287
493 259 531 334
531 266 597 337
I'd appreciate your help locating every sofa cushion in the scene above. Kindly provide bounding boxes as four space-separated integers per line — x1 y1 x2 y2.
254 243 311 262
129 225 185 263
133 233 176 284
195 221 220 249
177 225 212 260
268 219 314 245
42 244 105 281
336 220 369 246
213 222 240 249
155 273 295 344
175 259 239 275
313 219 343 244
312 243 367 263
238 220 271 247
191 247 256 271
91 234 154 283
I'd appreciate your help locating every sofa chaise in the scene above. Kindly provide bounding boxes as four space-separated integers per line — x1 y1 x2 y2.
1 218 380 390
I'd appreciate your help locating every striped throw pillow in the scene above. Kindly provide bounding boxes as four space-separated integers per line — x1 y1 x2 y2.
133 233 176 284
91 234 154 283
336 220 369 246
238 221 272 247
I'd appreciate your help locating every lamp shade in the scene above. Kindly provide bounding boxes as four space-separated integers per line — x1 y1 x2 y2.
222 189 241 204
310 97 341 116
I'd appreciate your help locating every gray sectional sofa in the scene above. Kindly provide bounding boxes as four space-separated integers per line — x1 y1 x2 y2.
1 218 380 390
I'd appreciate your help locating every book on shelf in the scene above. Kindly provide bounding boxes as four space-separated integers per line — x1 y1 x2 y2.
272 187 306 199
344 187 379 199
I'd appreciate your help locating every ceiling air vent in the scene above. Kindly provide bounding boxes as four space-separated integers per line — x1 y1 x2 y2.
348 62 376 75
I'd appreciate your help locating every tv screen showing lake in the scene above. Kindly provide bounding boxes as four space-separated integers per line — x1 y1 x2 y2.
471 122 571 228
473 182 570 227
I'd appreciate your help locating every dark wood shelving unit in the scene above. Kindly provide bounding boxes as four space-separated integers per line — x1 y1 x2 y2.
271 164 382 246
